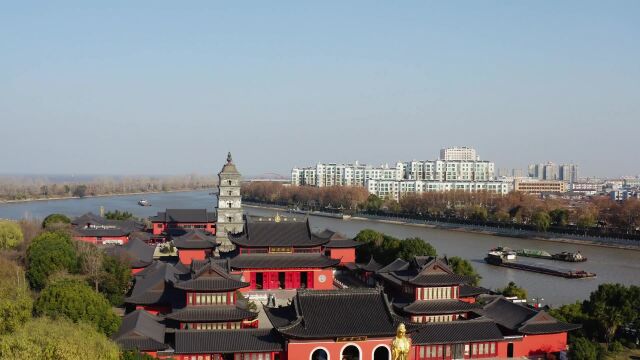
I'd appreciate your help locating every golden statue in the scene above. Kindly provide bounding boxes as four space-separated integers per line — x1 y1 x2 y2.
391 323 411 360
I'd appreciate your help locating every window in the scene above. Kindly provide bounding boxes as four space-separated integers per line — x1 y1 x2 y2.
311 348 328 360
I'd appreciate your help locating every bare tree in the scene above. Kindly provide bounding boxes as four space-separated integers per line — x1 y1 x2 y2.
76 242 104 292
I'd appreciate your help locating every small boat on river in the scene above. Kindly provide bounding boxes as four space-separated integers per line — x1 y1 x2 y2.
138 199 151 206
485 249 595 279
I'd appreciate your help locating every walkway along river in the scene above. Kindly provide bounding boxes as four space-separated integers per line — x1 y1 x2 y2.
1 190 638 306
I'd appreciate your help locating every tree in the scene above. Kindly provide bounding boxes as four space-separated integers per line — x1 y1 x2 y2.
34 279 121 335
0 317 119 360
549 208 569 227
583 283 637 343
448 256 481 286
0 257 32 334
100 254 132 306
42 213 71 229
104 210 134 220
354 229 385 262
398 237 437 261
569 337 599 360
498 281 528 299
532 211 551 232
365 194 384 212
26 231 79 289
72 184 88 197
77 241 104 291
0 220 23 250
470 206 489 222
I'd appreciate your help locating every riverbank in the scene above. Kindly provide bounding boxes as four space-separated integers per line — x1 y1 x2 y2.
244 203 640 251
0 188 215 204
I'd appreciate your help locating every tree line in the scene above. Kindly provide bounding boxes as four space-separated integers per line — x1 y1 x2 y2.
0 174 217 201
242 182 640 239
0 217 154 359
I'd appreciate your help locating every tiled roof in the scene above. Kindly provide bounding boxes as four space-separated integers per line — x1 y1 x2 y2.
175 261 248 291
376 258 410 273
229 218 328 248
479 297 581 334
174 329 283 354
171 229 217 249
74 228 129 237
125 262 183 306
377 257 472 287
72 212 143 233
323 238 362 248
112 310 168 351
407 273 473 286
398 300 480 315
411 319 504 345
459 284 491 298
230 254 340 269
356 257 384 272
265 288 399 339
107 238 155 268
165 305 257 322
150 209 216 223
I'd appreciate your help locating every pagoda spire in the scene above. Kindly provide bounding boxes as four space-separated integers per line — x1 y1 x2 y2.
227 152 233 164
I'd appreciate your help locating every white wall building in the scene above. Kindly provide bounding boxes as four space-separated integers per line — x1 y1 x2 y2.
366 179 509 201
439 147 479 161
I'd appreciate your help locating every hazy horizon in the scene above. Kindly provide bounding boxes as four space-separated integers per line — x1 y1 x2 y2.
1 1 639 178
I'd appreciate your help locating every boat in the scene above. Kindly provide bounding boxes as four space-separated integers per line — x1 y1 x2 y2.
551 251 587 262
485 249 595 279
515 248 587 262
138 199 151 206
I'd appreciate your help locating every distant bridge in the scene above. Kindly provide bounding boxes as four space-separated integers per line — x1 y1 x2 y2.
244 173 290 183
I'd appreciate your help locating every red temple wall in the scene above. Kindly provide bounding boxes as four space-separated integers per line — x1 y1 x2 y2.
178 249 207 265
287 338 393 360
152 222 216 236
328 248 356 264
238 269 334 291
73 235 128 245
496 333 567 358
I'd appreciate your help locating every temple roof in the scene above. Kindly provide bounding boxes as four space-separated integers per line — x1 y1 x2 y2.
171 229 217 249
219 152 241 175
174 260 248 291
459 284 491 298
265 288 400 339
396 299 480 315
411 319 504 345
112 310 168 351
72 212 143 235
356 257 384 272
229 218 328 248
377 257 472 287
107 237 155 268
230 254 340 270
174 329 282 354
125 261 183 306
165 305 257 322
150 209 216 223
478 297 581 334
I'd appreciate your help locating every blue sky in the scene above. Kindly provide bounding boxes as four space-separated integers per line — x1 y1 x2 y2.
1 1 638 177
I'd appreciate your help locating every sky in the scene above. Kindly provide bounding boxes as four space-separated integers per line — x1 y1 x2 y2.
1 1 639 178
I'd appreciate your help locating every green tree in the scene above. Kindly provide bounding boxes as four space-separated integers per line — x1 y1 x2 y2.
104 210 134 220
26 231 79 289
100 254 133 306
398 237 437 261
498 281 528 299
583 283 638 343
532 211 551 232
448 256 481 286
549 208 569 227
0 258 32 334
0 317 119 360
0 220 23 250
365 194 384 212
42 213 71 229
354 229 385 262
569 337 599 360
34 279 121 335
470 206 489 222
72 184 88 198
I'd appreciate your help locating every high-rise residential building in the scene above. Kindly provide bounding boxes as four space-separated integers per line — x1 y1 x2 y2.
291 148 505 200
216 152 244 253
439 146 479 161
559 164 579 183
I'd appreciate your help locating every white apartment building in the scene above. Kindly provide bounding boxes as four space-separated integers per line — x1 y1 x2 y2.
439 147 479 161
366 179 509 201
403 160 495 182
291 162 403 187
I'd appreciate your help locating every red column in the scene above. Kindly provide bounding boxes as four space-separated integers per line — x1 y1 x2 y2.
307 271 315 288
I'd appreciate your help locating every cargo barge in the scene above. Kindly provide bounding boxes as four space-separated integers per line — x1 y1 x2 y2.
485 249 596 279
493 247 587 262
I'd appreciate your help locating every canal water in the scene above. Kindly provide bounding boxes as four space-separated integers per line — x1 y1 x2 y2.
1 190 638 306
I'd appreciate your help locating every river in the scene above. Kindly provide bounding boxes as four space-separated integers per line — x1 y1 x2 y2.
1 190 638 306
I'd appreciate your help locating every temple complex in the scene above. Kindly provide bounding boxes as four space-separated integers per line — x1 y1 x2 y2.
112 153 579 360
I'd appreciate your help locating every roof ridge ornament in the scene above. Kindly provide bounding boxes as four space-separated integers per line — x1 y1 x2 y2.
227 152 233 164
